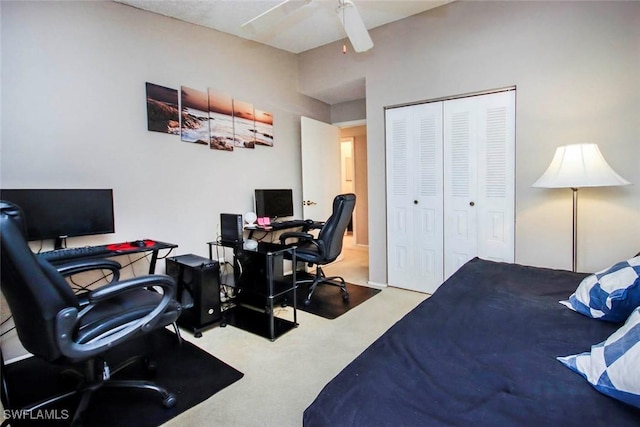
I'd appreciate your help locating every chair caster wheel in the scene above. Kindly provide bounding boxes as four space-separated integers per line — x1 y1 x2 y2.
304 299 311 305
342 294 350 302
163 394 177 408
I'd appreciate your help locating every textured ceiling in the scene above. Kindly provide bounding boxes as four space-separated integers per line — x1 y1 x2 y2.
115 0 453 54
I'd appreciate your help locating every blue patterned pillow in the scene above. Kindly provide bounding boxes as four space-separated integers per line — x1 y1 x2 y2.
558 306 640 408
564 256 640 322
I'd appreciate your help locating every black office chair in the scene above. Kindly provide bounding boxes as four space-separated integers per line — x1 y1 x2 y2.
0 201 182 426
280 193 356 305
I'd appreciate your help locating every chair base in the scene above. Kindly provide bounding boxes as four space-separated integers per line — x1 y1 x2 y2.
299 266 349 305
12 355 176 427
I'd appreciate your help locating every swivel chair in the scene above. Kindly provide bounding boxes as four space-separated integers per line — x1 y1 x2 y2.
280 193 356 305
0 201 182 426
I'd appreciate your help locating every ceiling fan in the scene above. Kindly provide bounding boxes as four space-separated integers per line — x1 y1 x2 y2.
241 0 374 53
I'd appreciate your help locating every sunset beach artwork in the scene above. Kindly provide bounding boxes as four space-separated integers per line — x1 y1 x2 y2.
254 109 274 147
147 81 275 151
180 86 210 145
232 99 256 149
208 89 234 151
146 82 179 135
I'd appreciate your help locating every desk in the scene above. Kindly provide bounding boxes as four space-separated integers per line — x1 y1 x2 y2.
244 219 323 240
207 241 297 341
38 240 177 274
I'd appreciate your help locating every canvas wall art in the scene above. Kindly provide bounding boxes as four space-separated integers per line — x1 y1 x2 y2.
254 109 274 147
146 82 274 151
233 99 256 149
180 86 210 145
145 82 179 135
208 89 234 151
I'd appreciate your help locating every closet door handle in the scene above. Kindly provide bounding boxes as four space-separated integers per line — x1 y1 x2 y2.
414 200 419 205
469 201 475 207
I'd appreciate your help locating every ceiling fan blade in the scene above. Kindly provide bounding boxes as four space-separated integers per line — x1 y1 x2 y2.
241 0 311 34
337 0 373 53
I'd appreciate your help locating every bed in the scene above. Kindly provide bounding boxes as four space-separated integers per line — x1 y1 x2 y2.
304 257 640 426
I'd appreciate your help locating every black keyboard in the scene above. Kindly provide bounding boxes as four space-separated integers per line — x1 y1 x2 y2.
37 245 111 262
270 220 308 229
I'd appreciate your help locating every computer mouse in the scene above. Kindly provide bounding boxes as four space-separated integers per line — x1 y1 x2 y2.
130 240 147 247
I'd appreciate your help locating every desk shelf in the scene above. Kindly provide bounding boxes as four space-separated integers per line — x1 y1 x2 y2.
223 305 297 341
207 241 298 341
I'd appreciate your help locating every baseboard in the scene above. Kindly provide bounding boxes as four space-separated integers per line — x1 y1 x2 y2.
366 281 387 289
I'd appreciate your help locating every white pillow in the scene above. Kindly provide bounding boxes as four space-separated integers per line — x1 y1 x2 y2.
564 256 640 322
558 306 640 408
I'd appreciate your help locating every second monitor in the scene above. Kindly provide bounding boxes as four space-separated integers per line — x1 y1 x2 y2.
254 189 293 220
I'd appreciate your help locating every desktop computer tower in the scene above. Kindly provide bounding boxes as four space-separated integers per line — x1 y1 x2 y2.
166 254 221 336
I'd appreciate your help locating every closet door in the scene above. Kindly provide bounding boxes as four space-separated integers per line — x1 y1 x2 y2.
443 97 479 277
386 103 444 293
443 91 515 279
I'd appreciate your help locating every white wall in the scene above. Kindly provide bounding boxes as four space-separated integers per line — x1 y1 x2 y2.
1 1 329 261
299 1 640 283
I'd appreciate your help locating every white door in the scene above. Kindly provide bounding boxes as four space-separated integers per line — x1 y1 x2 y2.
475 91 516 264
300 117 341 221
386 103 444 293
443 91 515 279
443 97 479 278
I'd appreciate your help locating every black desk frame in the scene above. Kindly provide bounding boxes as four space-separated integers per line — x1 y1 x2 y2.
208 241 298 341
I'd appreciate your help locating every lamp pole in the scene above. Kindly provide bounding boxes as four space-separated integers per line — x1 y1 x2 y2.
572 187 578 273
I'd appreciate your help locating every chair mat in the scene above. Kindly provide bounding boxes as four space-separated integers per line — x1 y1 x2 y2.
1 328 243 427
294 279 381 319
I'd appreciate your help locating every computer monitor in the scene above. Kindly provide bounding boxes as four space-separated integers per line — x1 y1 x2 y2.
1 188 115 248
254 189 294 220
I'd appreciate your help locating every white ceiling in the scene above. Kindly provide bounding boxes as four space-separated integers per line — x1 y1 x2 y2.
114 0 453 54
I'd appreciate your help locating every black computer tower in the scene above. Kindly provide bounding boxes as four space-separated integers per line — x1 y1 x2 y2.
166 254 221 336
220 213 243 246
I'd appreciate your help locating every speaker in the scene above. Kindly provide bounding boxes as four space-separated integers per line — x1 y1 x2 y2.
166 254 221 336
220 213 243 246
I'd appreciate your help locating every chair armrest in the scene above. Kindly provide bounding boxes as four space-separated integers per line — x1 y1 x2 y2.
302 220 324 232
57 259 121 282
279 231 314 244
55 274 178 360
87 274 175 303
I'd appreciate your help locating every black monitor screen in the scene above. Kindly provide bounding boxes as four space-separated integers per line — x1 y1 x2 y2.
254 189 294 219
1 189 115 242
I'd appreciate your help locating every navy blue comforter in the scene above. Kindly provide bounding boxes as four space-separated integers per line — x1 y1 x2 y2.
303 258 640 426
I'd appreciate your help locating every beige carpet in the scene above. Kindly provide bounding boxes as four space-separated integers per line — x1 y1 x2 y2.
162 285 427 426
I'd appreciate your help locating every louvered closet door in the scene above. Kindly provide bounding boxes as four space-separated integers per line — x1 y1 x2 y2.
386 103 444 293
443 91 515 279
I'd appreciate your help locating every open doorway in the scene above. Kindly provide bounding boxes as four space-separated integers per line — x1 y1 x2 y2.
322 125 369 286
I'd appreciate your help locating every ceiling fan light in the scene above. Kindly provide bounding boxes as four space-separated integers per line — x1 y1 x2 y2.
337 0 373 53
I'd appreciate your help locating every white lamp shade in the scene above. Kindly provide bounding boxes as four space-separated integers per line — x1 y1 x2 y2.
532 143 630 189
337 0 373 53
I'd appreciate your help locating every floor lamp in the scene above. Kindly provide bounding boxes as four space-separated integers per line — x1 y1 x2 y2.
532 143 630 272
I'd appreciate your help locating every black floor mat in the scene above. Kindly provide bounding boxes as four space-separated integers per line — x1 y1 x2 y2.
295 280 381 319
1 329 243 427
